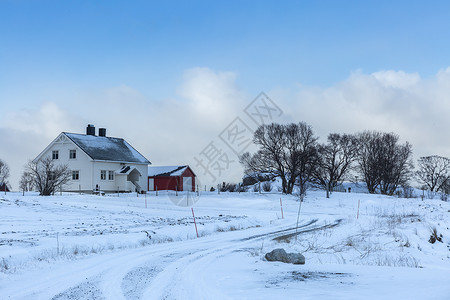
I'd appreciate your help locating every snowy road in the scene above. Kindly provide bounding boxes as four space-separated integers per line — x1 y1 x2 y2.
2 192 450 300
2 219 326 300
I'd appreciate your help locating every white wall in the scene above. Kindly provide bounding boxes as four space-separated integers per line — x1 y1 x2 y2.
90 161 148 192
92 161 119 191
37 134 93 192
134 164 148 192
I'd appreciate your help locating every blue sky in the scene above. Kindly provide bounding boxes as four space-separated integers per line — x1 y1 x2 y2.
2 1 450 101
1 1 450 188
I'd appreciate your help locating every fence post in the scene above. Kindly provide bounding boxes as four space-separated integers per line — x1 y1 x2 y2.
56 232 59 255
192 208 199 238
357 199 361 219
280 198 284 219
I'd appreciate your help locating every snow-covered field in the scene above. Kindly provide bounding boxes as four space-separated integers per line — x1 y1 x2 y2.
1 190 449 299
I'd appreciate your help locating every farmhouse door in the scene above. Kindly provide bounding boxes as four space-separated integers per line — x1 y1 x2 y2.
182 177 193 192
148 178 154 191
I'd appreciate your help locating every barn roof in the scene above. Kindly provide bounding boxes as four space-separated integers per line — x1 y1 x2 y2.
148 165 191 177
64 133 150 164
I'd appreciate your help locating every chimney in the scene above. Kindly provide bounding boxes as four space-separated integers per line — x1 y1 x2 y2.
86 124 95 136
99 128 106 137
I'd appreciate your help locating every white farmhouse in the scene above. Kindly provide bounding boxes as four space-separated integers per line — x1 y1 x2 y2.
33 125 151 193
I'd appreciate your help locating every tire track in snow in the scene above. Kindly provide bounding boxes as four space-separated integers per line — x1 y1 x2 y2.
99 221 317 299
141 219 340 300
272 219 343 241
2 219 338 299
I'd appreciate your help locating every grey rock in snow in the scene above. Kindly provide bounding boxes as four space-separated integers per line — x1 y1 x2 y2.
265 248 305 265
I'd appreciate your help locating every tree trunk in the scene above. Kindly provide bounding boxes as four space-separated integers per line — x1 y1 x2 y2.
281 177 288 194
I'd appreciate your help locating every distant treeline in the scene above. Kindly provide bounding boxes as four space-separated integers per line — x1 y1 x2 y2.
239 122 450 198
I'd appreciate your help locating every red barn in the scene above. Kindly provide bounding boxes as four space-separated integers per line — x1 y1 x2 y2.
148 165 196 192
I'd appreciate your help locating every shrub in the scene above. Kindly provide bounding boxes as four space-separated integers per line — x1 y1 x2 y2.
0 258 9 272
220 182 237 192
236 184 248 193
428 226 443 244
262 181 272 192
402 185 416 198
426 190 436 199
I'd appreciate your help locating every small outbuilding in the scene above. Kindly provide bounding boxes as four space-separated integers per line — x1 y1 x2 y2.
148 165 196 192
0 183 10 192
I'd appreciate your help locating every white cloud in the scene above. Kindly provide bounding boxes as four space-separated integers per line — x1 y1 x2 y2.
3 67 450 191
0 102 82 190
372 70 420 89
1 102 80 140
178 67 246 126
0 68 246 190
275 68 450 162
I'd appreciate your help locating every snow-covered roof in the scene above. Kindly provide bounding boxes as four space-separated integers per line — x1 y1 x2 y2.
115 166 141 175
64 133 150 164
148 165 189 177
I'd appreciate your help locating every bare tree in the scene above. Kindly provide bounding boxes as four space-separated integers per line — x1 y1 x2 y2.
416 155 450 192
355 131 383 193
240 122 318 195
378 134 413 195
442 180 450 196
355 131 413 195
311 133 358 198
240 123 289 193
0 159 10 187
285 122 319 197
19 171 35 192
26 156 71 196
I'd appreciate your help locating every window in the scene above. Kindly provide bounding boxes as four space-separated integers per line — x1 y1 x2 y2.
108 170 114 180
100 170 106 180
52 150 59 160
72 170 79 180
69 150 76 159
